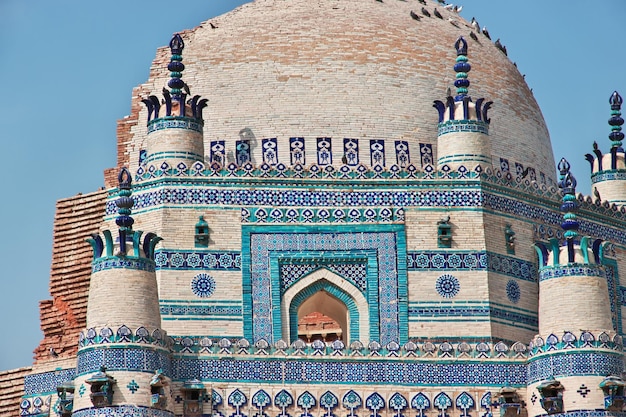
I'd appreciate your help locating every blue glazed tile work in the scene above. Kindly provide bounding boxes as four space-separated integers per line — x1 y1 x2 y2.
72 405 175 417
527 351 624 383
280 261 368 293
436 274 460 298
191 273 216 298
591 170 626 183
242 206 404 223
147 117 203 133
172 357 527 386
408 302 538 330
154 249 241 270
106 188 484 215
538 264 606 281
160 303 242 317
92 256 155 273
243 225 407 345
76 347 172 376
603 260 622 334
24 368 75 395
438 120 489 136
406 251 537 282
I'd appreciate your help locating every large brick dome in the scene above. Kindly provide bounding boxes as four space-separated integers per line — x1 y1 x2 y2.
126 0 555 183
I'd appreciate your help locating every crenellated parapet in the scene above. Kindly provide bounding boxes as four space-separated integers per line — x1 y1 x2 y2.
434 37 493 170
142 34 207 167
585 91 626 205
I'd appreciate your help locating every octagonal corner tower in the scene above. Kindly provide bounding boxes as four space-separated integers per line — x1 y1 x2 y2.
122 0 555 182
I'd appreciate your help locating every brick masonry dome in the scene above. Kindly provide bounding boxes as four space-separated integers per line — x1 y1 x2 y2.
128 0 555 182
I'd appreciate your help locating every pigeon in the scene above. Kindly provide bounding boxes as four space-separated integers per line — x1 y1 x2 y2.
482 26 491 40
410 10 422 20
520 167 530 179
444 4 454 10
209 22 218 29
433 8 443 19
49 347 58 358
418 0 426 4
183 82 191 96
448 17 459 27
469 31 479 42
421 7 431 17
453 5 462 13
495 38 507 55
594 188 601 202
471 17 479 32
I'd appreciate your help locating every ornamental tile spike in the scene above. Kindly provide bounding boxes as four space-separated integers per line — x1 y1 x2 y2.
115 167 134 232
453 36 471 102
608 91 624 149
168 33 185 97
557 158 579 240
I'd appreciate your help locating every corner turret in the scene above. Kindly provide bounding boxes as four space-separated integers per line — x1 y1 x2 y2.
141 33 207 172
528 159 620 416
71 168 173 416
433 36 493 170
585 91 626 205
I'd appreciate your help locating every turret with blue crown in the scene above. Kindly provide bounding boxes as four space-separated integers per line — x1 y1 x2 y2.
141 33 207 173
585 91 626 205
433 36 493 170
71 168 173 416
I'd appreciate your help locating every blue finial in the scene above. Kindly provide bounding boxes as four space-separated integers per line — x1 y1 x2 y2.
168 34 185 97
608 91 624 149
453 36 471 102
557 158 579 240
115 168 134 232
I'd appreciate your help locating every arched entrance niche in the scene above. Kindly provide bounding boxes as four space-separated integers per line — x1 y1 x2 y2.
281 268 369 344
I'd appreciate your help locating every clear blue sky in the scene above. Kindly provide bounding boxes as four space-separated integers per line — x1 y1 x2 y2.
0 1 624 371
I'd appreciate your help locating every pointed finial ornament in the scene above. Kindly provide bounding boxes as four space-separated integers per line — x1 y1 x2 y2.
608 91 624 149
115 168 134 232
557 158 579 240
453 36 471 102
168 34 186 98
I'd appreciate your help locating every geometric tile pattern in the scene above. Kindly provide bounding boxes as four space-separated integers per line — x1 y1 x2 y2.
154 250 241 270
160 303 242 317
76 347 172 375
539 265 605 282
436 274 460 298
243 225 407 345
395 140 410 167
173 357 527 385
191 273 216 298
92 257 155 273
527 351 624 383
407 251 538 282
24 369 76 395
109 188 485 215
71 406 174 417
408 303 538 330
280 262 367 292
506 280 521 303
242 207 404 224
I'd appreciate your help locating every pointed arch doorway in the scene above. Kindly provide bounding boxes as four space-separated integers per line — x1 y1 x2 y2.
281 268 370 344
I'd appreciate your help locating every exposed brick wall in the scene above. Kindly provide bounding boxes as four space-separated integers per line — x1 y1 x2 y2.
0 367 31 417
33 190 107 364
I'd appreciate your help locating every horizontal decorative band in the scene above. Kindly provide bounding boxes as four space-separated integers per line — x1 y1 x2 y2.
437 154 492 165
147 116 203 133
590 169 626 183
77 347 172 376
408 305 537 328
92 256 155 273
539 264 606 281
438 120 489 136
154 250 241 270
527 351 623 383
407 251 537 282
24 368 75 396
243 206 404 224
106 188 484 215
173 357 526 386
144 151 204 163
73 405 175 417
160 304 242 316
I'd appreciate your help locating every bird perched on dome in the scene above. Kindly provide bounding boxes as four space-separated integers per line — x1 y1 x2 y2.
421 7 431 17
482 26 491 39
471 17 479 31
410 10 422 20
433 8 443 19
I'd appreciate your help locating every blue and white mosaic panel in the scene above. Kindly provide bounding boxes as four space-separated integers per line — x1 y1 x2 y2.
344 138 359 165
154 250 241 270
317 137 333 165
290 137 306 165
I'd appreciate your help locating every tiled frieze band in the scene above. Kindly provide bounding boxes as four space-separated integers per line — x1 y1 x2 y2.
154 249 241 270
408 303 538 329
72 406 175 417
591 170 626 184
160 303 242 317
527 351 623 383
407 251 538 282
147 117 203 133
438 120 489 136
172 357 526 386
538 264 606 282
92 256 155 273
24 369 76 395
76 347 172 376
